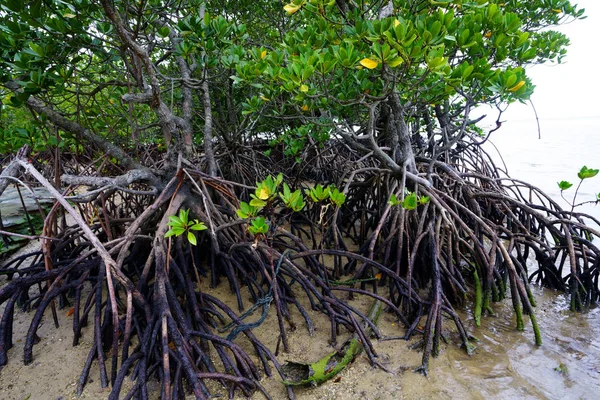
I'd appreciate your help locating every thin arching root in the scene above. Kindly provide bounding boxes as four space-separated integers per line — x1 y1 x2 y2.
0 145 598 398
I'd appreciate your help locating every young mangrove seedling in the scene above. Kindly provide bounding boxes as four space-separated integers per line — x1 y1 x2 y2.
164 208 207 246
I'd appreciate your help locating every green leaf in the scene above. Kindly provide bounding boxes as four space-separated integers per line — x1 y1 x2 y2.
29 43 44 57
306 184 330 203
171 226 186 236
328 186 346 207
577 166 599 180
275 173 284 187
236 201 257 218
158 26 171 38
462 65 474 79
190 222 207 231
179 209 189 225
248 217 269 235
292 197 305 212
402 192 418 210
168 215 183 226
283 182 291 197
165 229 177 238
557 181 573 191
249 198 266 208
187 231 197 246
386 57 404 68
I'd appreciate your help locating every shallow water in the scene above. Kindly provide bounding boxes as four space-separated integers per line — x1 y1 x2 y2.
429 288 600 400
484 117 600 221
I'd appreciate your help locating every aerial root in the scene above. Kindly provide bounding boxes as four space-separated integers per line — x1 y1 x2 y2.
0 148 599 397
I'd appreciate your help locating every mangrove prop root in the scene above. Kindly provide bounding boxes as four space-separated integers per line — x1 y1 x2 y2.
0 146 599 398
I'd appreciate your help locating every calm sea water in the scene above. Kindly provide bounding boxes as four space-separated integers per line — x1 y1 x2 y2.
484 116 600 222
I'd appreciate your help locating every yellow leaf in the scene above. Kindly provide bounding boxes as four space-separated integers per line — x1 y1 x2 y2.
300 84 309 92
484 31 492 39
508 80 526 92
284 4 301 15
257 187 270 200
301 104 309 111
63 13 76 18
260 95 270 101
553 9 562 13
260 50 267 59
359 58 379 70
394 19 401 27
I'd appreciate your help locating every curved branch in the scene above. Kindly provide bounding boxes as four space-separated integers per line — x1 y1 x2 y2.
61 168 162 190
101 0 194 158
3 82 143 171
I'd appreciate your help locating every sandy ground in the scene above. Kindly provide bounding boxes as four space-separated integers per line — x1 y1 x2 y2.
1 277 599 400
1 241 599 400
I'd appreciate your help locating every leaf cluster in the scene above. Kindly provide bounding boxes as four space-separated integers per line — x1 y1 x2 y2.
236 178 348 238
305 184 346 207
165 209 207 246
389 191 430 210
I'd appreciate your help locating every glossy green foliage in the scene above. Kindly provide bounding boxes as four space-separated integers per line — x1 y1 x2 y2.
279 183 305 212
389 191 430 210
0 0 584 156
228 0 584 152
305 184 346 207
558 166 599 191
268 123 330 163
248 216 269 236
328 186 346 208
577 166 599 180
236 175 307 237
0 106 81 153
234 1 582 111
558 166 599 211
557 180 573 191
236 201 259 219
305 184 330 203
249 173 283 208
165 209 207 246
